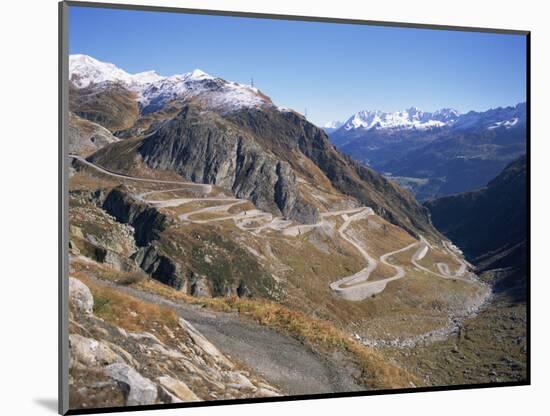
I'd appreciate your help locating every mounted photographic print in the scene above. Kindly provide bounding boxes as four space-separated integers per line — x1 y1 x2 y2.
59 1 530 414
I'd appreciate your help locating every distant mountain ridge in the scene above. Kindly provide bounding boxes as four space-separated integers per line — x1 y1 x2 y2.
70 54 275 115
334 107 460 132
326 104 524 135
328 103 526 200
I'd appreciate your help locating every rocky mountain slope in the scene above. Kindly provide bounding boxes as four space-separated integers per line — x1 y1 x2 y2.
329 104 526 200
70 54 438 239
425 155 527 300
68 276 280 410
68 112 119 156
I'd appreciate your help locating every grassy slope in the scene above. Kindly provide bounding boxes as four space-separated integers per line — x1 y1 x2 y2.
71 261 420 390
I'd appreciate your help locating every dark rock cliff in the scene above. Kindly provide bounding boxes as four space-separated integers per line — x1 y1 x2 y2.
90 103 437 238
135 105 319 224
102 187 168 247
227 107 438 239
425 155 527 263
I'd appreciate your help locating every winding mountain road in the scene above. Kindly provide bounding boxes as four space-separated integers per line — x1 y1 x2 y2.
70 154 471 301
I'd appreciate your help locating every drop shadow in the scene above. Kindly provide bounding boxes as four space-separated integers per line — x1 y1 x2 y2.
34 398 58 413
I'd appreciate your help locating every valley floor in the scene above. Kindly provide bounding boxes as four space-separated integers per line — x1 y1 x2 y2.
383 292 527 386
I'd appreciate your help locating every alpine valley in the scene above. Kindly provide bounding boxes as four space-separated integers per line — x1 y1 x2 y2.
328 104 526 200
66 55 527 409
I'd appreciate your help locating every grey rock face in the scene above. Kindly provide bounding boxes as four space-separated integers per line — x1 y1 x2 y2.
68 112 119 156
102 187 168 246
137 106 318 224
188 273 211 297
102 250 139 272
179 317 234 368
228 107 438 239
100 187 186 290
69 277 94 315
133 245 185 290
70 334 125 368
105 363 158 406
157 376 200 402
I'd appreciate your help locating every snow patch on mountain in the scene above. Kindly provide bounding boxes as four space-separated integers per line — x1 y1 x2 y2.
323 120 344 133
69 54 273 114
488 117 519 130
454 103 526 131
69 54 164 88
324 120 344 129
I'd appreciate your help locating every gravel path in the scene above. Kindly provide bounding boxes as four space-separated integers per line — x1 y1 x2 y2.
83 274 364 396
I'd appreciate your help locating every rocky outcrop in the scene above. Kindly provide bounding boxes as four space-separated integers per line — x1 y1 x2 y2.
99 188 187 289
68 277 281 410
91 105 319 224
69 278 94 315
133 245 185 290
69 189 137 257
102 187 168 246
69 81 140 133
157 376 199 403
105 363 158 406
72 186 273 296
70 334 126 368
188 273 212 297
69 112 119 156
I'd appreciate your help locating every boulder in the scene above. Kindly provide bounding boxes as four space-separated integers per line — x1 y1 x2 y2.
179 318 233 368
69 334 125 368
105 363 158 406
225 371 256 390
256 387 280 397
157 376 200 402
189 275 211 297
69 277 94 315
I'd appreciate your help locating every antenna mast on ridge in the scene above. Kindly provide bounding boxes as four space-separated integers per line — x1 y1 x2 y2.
251 76 254 88
304 108 308 119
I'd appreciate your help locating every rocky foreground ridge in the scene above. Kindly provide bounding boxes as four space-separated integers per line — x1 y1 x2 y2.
68 277 280 410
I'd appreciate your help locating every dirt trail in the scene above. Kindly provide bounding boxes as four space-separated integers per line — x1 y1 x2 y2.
81 273 364 395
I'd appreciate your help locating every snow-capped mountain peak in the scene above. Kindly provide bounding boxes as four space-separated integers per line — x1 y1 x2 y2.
433 108 460 121
331 104 525 137
131 70 164 84
69 54 273 114
69 54 135 88
322 120 344 133
341 107 461 131
454 103 526 131
323 121 341 129
187 69 212 80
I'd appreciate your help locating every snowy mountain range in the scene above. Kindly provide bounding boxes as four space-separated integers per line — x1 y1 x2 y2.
322 120 344 134
338 107 460 132
326 104 525 134
328 102 526 200
69 54 274 114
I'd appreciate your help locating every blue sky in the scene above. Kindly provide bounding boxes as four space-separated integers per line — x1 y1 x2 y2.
69 6 527 126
